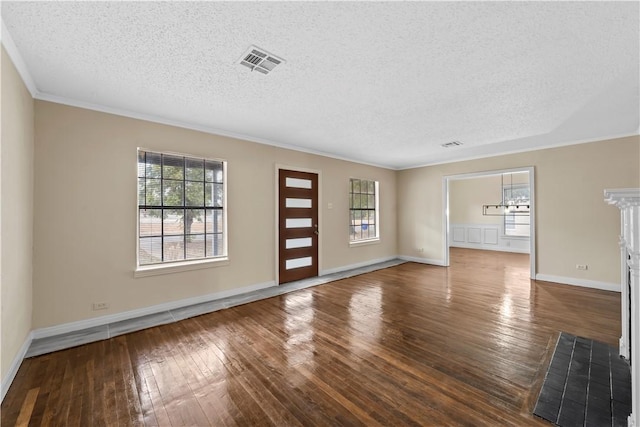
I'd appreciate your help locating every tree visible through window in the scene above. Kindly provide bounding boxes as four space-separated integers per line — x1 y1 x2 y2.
137 150 226 266
349 178 379 242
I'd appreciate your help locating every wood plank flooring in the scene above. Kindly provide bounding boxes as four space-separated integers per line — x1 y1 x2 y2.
1 248 621 426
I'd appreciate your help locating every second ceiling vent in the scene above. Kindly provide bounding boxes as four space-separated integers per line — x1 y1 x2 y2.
238 45 285 75
441 141 463 148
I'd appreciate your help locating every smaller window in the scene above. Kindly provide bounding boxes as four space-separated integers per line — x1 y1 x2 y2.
349 178 379 242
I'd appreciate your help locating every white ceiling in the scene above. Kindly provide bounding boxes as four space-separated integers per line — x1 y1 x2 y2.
2 1 639 169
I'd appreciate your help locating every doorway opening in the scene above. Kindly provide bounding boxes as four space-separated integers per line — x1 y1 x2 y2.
443 167 536 279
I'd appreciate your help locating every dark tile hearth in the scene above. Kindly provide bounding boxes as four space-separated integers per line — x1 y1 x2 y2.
534 332 631 427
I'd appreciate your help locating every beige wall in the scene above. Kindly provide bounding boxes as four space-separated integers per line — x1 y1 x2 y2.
1 48 34 380
398 135 640 284
32 101 397 328
450 172 529 224
450 175 502 225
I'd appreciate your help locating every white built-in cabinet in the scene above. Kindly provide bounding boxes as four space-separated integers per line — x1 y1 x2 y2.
605 188 640 427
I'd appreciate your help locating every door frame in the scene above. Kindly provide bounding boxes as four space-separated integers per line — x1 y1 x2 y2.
442 166 536 279
275 164 322 285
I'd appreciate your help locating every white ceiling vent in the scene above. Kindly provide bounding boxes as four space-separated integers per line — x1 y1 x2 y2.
238 46 285 75
441 141 463 148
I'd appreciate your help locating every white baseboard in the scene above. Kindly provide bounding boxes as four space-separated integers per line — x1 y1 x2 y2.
320 256 398 276
1 331 33 402
10 264 617 405
32 280 276 339
33 256 403 340
399 255 447 266
535 274 620 292
449 243 529 254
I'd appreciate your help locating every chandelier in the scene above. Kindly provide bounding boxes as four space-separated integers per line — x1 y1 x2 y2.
482 173 530 216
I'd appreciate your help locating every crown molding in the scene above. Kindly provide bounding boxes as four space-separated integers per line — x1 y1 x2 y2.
34 91 395 171
399 131 640 171
33 90 640 172
1 19 38 97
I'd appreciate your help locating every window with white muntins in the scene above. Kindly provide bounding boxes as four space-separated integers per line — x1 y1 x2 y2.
349 178 379 243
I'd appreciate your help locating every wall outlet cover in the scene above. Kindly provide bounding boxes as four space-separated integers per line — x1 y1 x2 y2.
92 302 109 310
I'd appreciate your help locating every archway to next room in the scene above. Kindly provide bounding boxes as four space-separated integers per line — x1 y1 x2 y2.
443 167 536 279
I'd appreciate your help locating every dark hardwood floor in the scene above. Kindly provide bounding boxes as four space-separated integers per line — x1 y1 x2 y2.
1 248 621 426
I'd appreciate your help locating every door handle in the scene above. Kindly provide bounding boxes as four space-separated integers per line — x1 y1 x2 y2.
314 230 319 235
314 224 319 235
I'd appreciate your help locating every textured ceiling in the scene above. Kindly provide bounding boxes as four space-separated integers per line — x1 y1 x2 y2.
2 2 639 169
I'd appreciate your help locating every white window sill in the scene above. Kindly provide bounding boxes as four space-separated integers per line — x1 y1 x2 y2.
349 238 380 247
501 234 530 240
134 257 230 278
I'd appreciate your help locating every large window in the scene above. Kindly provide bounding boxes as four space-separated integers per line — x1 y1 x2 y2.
349 178 379 242
503 183 530 237
137 149 226 266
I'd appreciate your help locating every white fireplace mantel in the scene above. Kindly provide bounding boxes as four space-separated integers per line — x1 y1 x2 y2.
605 188 640 427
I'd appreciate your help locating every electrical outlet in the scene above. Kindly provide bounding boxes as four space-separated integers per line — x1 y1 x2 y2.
92 302 109 311
418 248 424 253
576 264 588 271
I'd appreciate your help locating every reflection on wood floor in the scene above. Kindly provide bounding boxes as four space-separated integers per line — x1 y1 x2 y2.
1 248 620 426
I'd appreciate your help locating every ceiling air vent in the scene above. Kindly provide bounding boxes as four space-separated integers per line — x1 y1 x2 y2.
441 141 463 148
238 46 285 75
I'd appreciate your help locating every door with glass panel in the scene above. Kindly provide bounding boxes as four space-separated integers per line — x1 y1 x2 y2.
278 169 319 284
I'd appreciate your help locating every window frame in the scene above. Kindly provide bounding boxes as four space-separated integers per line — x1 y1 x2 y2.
349 178 380 245
135 148 228 276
